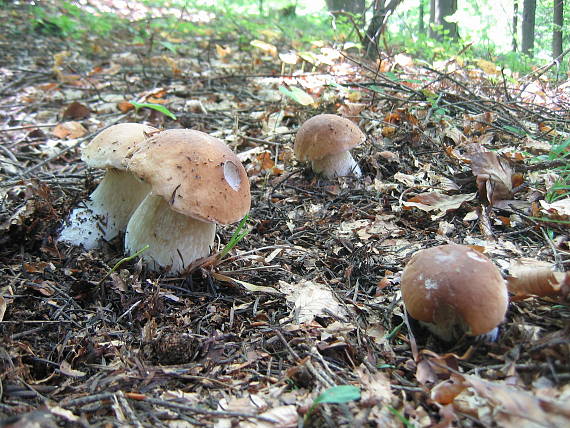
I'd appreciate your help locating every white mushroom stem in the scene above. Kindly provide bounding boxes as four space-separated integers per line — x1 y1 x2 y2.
311 150 361 178
59 170 150 249
124 194 216 274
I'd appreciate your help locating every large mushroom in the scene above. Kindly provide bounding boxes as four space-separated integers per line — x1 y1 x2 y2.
59 123 158 249
400 244 508 342
294 114 365 178
124 129 251 274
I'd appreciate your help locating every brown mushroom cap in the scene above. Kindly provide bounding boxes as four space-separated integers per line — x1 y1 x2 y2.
401 244 508 337
82 123 158 169
125 129 251 225
294 114 365 162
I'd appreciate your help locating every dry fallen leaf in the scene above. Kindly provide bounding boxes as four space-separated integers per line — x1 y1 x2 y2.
280 280 347 324
250 40 278 57
540 198 570 221
52 121 87 139
464 374 570 427
468 151 513 205
403 192 476 219
507 258 569 299
62 101 90 119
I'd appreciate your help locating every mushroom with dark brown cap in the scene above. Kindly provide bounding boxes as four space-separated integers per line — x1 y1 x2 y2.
59 123 158 249
294 114 365 178
124 129 251 274
400 244 508 342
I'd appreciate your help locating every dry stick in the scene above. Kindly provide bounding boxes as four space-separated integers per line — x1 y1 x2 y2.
275 330 334 388
0 123 58 133
115 391 144 428
520 45 570 89
62 393 277 422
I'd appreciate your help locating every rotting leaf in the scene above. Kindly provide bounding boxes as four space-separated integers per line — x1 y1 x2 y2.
280 280 347 324
468 151 514 205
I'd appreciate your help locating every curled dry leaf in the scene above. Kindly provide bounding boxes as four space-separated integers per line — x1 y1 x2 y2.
468 151 513 205
540 198 570 221
403 191 476 220
507 258 569 299
431 374 467 405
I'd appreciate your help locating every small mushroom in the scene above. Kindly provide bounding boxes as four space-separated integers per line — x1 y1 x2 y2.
124 129 251 274
294 114 365 178
59 123 158 249
400 244 508 342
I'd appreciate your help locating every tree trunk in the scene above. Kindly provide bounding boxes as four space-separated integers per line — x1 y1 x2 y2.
512 0 519 51
553 0 563 59
419 0 426 35
521 0 536 56
325 0 365 14
364 0 403 58
429 0 458 41
429 0 436 38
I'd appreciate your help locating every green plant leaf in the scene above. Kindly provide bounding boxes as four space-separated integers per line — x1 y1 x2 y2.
313 385 361 405
160 41 178 54
130 101 177 120
503 125 526 136
278 86 314 105
218 213 250 260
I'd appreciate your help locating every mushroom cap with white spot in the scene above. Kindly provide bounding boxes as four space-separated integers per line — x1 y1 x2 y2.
401 244 508 336
294 114 365 162
82 123 159 169
125 129 251 225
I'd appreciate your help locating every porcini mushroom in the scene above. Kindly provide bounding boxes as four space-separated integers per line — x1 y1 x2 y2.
124 129 251 274
59 123 158 249
400 244 508 342
294 114 365 178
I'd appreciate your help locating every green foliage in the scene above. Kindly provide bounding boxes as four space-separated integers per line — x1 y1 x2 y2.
540 137 570 203
99 245 149 285
218 214 251 260
30 1 120 38
305 385 361 422
129 102 177 120
388 406 415 427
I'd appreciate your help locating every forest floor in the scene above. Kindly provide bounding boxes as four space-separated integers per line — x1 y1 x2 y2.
1 2 569 427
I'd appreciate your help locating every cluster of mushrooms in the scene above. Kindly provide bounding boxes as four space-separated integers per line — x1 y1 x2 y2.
60 114 510 343
59 124 251 274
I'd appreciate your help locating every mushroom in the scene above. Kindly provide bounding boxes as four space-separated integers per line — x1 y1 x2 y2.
124 129 251 274
400 244 508 342
59 123 158 249
294 114 365 178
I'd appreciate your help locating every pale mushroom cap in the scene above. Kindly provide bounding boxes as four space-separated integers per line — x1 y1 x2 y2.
125 129 251 225
294 114 365 162
82 123 159 169
401 244 508 337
